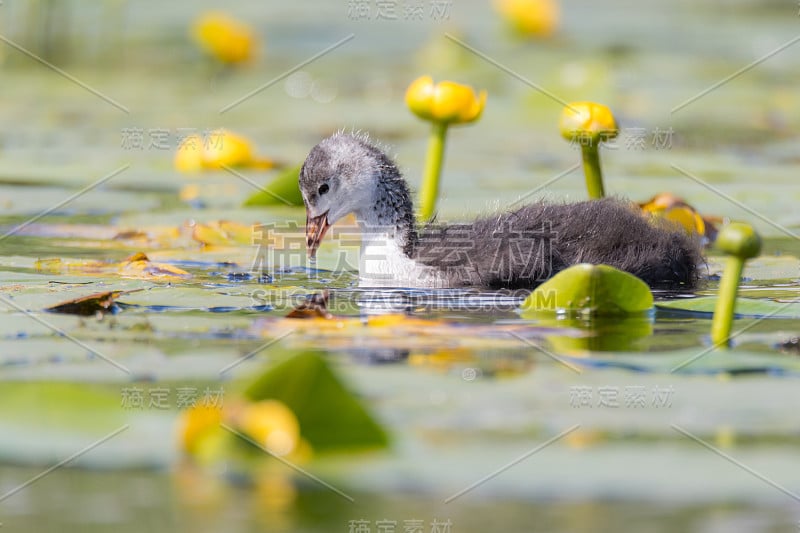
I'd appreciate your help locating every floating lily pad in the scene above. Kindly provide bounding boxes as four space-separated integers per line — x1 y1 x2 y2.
521 264 653 316
0 382 126 433
243 164 304 207
657 296 800 318
244 352 389 452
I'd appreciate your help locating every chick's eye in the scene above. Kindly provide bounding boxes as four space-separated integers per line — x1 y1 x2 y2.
318 183 330 195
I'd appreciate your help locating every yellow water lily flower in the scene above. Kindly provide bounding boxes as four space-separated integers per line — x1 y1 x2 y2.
494 0 559 38
405 75 487 125
559 101 618 199
237 400 301 457
174 135 203 173
179 403 223 455
198 130 255 169
174 135 206 172
193 11 256 65
174 130 274 173
559 101 618 145
405 76 487 221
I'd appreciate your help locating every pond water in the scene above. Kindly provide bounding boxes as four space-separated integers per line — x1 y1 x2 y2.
1 1 799 531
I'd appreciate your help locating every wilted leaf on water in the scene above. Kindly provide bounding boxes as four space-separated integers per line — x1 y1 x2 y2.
34 257 114 275
521 263 653 316
34 257 66 273
113 230 150 240
119 252 192 279
34 251 191 279
45 290 138 316
5 222 184 247
244 352 389 453
112 226 182 248
286 291 333 319
243 164 304 207
192 220 254 246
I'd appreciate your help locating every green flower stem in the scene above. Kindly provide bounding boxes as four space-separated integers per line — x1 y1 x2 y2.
710 256 744 347
581 144 605 199
419 121 449 222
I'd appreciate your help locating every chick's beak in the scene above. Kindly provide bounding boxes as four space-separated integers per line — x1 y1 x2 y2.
305 211 330 259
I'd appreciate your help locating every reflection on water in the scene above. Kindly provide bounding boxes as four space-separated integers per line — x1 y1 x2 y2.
0 463 796 532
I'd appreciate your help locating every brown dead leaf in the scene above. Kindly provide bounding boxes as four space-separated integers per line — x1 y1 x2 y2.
124 252 150 262
113 230 149 240
286 291 333 319
46 290 128 316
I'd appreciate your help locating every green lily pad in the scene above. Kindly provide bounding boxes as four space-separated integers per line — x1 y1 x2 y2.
0 382 126 433
244 352 389 453
521 264 654 316
657 296 800 318
242 164 304 207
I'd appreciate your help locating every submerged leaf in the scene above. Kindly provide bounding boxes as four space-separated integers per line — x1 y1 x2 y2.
244 352 389 452
192 220 254 246
243 164 304 207
521 263 653 316
34 257 66 273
